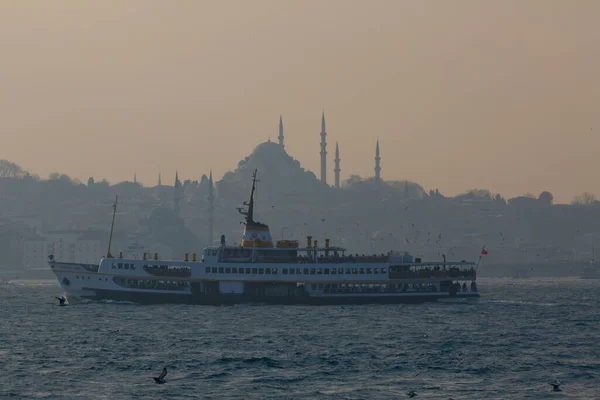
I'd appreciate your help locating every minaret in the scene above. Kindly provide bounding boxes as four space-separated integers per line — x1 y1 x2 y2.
334 142 341 188
158 171 162 187
278 115 284 147
133 173 137 184
320 111 327 184
207 170 214 246
174 170 181 216
374 139 381 182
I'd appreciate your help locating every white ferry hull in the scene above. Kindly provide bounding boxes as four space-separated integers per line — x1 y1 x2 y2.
50 261 478 305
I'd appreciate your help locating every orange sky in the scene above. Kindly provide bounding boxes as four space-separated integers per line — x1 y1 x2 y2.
1 1 599 203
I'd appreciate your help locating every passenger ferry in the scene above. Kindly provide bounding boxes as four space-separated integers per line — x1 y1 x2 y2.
49 170 480 305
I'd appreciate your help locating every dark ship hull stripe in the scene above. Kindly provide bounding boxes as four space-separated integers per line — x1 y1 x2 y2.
80 288 479 305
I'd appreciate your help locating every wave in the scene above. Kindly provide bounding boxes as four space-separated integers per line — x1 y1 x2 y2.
76 298 139 305
478 299 557 307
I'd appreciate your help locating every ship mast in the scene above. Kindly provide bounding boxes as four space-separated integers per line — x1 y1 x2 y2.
106 195 118 258
237 169 258 226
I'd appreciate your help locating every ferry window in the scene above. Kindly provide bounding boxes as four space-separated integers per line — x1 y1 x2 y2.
245 268 251 274
311 284 317 290
131 265 136 270
118 263 123 269
318 284 323 289
252 268 258 274
218 267 224 273
258 268 264 274
374 268 379 274
310 269 316 275
359 268 365 274
282 269 288 275
303 268 309 274
225 268 231 273
272 268 278 274
112 264 116 269
232 268 237 273
382 268 387 273
345 268 351 274
124 264 130 270
265 268 271 274
317 269 322 275
206 267 211 273
324 268 330 274
366 268 372 274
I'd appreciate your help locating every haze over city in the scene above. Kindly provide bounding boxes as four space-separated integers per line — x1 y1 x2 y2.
2 1 600 203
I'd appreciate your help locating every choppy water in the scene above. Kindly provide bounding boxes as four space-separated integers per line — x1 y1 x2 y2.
0 278 599 399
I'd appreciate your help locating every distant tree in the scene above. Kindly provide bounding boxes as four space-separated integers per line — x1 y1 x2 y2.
87 177 95 187
343 175 363 187
494 193 507 205
456 189 492 200
49 173 72 183
572 192 596 205
538 191 554 205
0 160 24 178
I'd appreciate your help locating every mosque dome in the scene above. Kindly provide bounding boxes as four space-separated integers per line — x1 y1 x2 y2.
147 205 180 228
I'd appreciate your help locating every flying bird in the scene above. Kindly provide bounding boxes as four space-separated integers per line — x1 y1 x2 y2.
153 367 168 384
549 382 561 392
55 295 67 306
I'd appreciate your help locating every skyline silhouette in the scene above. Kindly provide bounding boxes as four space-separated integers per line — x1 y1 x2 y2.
2 1 599 203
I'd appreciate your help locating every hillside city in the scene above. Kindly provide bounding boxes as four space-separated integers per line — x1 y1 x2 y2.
1 119 598 278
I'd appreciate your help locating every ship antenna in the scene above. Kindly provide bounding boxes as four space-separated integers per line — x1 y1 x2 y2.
106 195 118 258
237 169 258 225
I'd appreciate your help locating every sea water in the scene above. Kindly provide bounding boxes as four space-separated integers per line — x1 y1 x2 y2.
0 278 598 399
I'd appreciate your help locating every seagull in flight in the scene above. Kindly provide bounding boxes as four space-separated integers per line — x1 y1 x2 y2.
549 382 561 392
153 366 168 384
55 295 67 306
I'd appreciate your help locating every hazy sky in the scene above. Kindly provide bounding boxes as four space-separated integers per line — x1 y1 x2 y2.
2 1 599 203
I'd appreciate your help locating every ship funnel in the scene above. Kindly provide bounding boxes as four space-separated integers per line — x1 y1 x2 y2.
325 238 330 248
307 236 312 248
314 240 318 248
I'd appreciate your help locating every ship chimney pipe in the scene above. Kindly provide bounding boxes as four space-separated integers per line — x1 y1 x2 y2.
119 251 123 259
143 252 147 260
184 253 189 262
307 236 312 248
154 253 158 260
192 253 197 262
325 238 330 248
314 240 318 248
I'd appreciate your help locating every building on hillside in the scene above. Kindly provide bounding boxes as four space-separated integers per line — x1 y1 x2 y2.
23 229 106 268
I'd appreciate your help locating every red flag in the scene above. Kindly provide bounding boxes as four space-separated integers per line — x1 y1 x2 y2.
481 248 488 255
